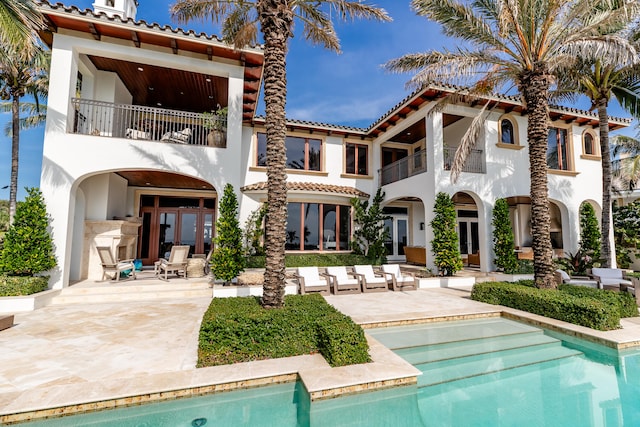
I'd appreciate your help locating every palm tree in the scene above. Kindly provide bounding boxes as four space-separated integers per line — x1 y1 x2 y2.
0 0 43 57
386 0 638 288
0 43 49 225
171 0 390 308
575 59 640 268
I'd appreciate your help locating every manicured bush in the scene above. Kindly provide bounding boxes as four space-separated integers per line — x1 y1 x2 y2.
245 253 372 269
471 281 620 330
0 275 48 296
492 198 518 273
559 284 638 318
579 202 601 260
198 294 370 367
0 188 56 276
431 192 463 276
210 184 245 284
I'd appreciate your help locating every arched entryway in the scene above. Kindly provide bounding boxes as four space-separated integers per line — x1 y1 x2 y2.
452 192 481 265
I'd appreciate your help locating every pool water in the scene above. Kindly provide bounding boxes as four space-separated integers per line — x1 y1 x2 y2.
19 318 640 426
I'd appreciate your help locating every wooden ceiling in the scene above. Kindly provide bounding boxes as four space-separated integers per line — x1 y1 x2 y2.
38 3 264 120
89 56 227 113
117 171 215 190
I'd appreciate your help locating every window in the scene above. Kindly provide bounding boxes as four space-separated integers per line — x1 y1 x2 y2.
547 127 570 170
345 143 368 175
257 133 322 171
106 0 115 6
583 132 596 155
285 202 351 250
500 119 515 144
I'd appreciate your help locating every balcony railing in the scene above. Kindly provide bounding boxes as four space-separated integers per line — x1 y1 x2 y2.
443 147 485 174
378 150 427 186
69 98 227 147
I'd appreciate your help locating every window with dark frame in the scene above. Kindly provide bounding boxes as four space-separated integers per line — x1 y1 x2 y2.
584 132 594 155
500 119 515 144
256 133 322 171
345 143 368 175
547 127 570 170
285 202 351 251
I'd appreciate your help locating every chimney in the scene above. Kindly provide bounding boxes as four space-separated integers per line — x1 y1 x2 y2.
92 0 138 20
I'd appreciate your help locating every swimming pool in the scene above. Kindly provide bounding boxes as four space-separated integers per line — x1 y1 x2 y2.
18 318 640 426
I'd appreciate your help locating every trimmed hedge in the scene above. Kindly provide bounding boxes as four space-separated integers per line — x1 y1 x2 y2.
246 253 372 269
198 294 370 367
471 281 620 331
0 275 48 297
559 284 639 319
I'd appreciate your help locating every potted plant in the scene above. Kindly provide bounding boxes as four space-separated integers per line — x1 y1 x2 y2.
203 105 228 147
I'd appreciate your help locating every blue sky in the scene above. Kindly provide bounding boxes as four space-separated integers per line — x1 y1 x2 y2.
0 0 636 200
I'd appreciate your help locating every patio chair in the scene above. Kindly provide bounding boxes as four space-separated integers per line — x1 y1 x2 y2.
294 267 330 295
323 266 361 294
96 246 136 282
554 269 600 289
155 245 190 280
381 264 417 291
353 265 388 292
589 268 633 291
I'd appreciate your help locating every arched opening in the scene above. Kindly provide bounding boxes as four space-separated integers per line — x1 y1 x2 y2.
452 192 480 265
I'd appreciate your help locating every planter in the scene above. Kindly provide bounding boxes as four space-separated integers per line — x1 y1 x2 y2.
207 130 226 148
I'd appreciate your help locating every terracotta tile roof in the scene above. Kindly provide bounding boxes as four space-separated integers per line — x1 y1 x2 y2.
241 182 369 198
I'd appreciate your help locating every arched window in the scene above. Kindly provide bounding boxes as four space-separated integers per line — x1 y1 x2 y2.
500 119 515 144
584 132 594 155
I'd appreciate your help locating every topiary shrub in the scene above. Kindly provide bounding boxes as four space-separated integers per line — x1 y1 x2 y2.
430 192 463 276
492 198 518 273
471 281 620 330
210 184 245 284
0 188 56 276
579 202 601 261
351 188 389 264
316 313 370 367
559 284 638 318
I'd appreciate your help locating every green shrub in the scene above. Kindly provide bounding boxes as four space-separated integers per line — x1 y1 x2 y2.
492 198 518 273
579 202 601 260
351 189 389 264
246 253 372 269
210 184 245 284
471 281 620 330
0 275 48 296
431 192 463 276
559 284 639 318
0 188 56 276
198 294 370 367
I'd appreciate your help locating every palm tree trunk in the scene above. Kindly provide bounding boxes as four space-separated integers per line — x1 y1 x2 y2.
597 99 612 268
258 0 293 309
9 95 19 225
520 70 556 289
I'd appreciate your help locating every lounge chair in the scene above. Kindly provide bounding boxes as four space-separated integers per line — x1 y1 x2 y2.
160 127 192 144
554 269 599 289
353 265 388 292
294 267 330 295
589 268 633 291
96 246 136 282
323 266 361 294
155 245 190 280
381 264 417 291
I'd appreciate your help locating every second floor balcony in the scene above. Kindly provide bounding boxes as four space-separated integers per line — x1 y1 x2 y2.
379 150 427 186
443 147 485 174
69 98 228 148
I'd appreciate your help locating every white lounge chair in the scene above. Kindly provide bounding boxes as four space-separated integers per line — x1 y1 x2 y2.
294 267 330 295
381 264 417 291
590 268 633 291
160 127 191 144
554 269 599 289
353 265 388 292
96 246 136 281
324 266 361 294
155 245 190 280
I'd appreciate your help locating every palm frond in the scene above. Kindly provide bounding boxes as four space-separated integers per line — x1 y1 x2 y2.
0 0 44 48
450 101 492 182
309 0 391 22
295 2 341 52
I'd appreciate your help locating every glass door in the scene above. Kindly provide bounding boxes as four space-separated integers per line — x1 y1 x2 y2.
384 215 408 261
458 219 479 256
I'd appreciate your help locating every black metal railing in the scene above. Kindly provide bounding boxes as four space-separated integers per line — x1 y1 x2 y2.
378 150 427 186
443 147 485 173
69 98 227 147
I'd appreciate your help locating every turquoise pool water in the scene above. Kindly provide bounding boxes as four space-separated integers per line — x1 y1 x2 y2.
19 318 640 426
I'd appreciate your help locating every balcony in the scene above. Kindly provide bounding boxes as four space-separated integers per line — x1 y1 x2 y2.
443 147 485 174
69 98 227 147
378 150 427 186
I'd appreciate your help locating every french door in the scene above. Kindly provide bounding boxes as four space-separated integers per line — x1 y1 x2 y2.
384 215 408 261
138 195 215 265
458 219 479 256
